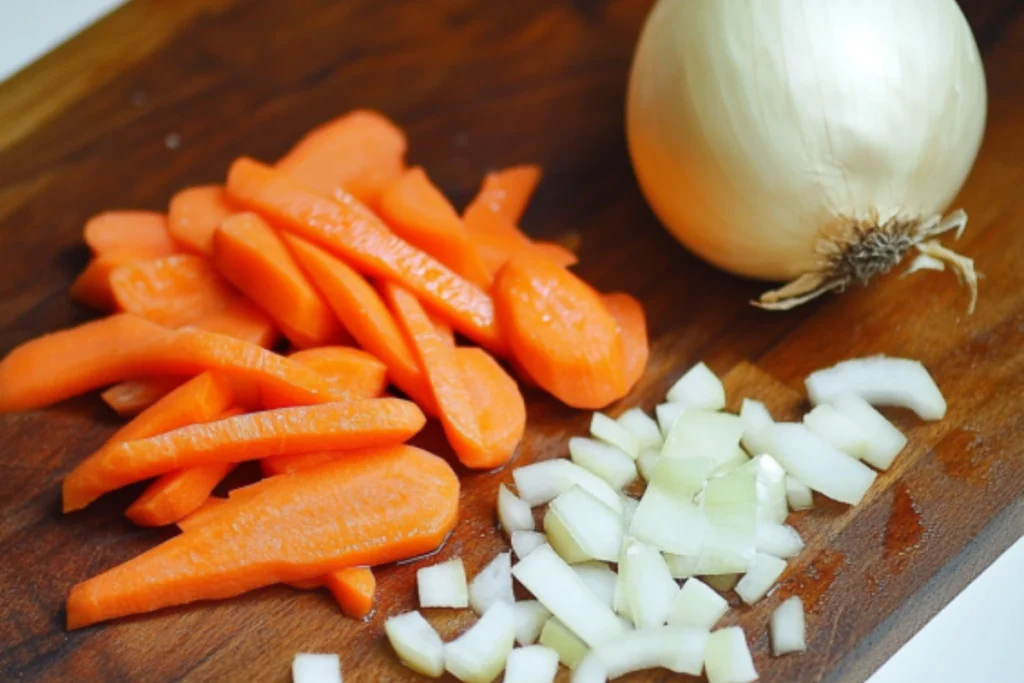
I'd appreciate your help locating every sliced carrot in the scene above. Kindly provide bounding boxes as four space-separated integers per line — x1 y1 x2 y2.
211 212 345 348
377 167 491 288
226 158 505 354
83 211 178 259
66 445 459 629
64 398 426 510
260 450 345 477
70 254 136 311
188 298 280 349
167 185 237 256
463 203 579 274
494 257 627 409
428 308 456 348
176 496 229 532
325 567 376 619
261 347 387 409
276 110 406 209
601 292 649 393
474 165 542 224
101 376 184 417
125 456 237 528
283 234 436 412
110 254 238 328
0 314 345 413
384 283 522 469
530 241 579 268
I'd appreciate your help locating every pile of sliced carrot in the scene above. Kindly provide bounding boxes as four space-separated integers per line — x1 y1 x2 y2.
0 110 649 630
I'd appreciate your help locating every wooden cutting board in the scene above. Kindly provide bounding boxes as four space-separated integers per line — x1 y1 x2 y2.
0 1 1021 681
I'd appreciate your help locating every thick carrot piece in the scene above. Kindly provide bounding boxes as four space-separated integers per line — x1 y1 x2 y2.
188 298 280 349
276 110 406 209
65 398 426 510
176 496 229 532
110 254 239 328
377 167 491 288
261 347 387 409
454 347 525 464
282 234 436 412
84 211 178 259
475 165 542 224
601 293 649 393
101 376 184 417
260 443 407 477
125 461 236 527
227 158 505 354
463 203 578 274
325 567 376 619
494 257 627 409
0 314 343 413
530 241 579 268
70 255 135 311
66 445 458 629
167 185 237 256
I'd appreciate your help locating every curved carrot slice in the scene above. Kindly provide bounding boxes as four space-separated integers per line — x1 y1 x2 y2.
601 293 649 393
325 567 376 619
66 445 458 629
276 110 407 209
455 347 525 465
65 398 426 511
283 234 436 412
226 158 505 354
260 450 345 477
494 257 626 409
84 211 178 259
428 309 456 348
110 254 238 328
101 376 184 417
474 165 542 224
213 213 345 348
167 185 237 255
531 241 579 268
188 298 280 349
125 460 236 527
261 347 387 409
0 314 344 413
463 203 578 274
176 496 229 532
70 254 136 311
377 167 491 288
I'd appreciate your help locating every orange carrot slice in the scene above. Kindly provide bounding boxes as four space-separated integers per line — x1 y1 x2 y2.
260 450 345 477
325 567 376 619
494 257 626 409
463 203 578 274
530 241 579 268
176 496 229 532
474 165 542 224
226 158 505 354
65 398 426 510
66 445 458 629
601 293 649 393
283 234 436 412
0 314 344 412
377 167 491 288
101 376 184 417
261 347 387 409
212 212 345 348
83 211 178 259
110 254 238 328
454 346 525 465
276 110 407 209
428 308 456 348
187 298 280 349
167 185 237 255
70 254 136 311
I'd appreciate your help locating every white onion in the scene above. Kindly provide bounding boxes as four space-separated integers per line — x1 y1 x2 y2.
510 531 547 559
592 626 709 678
832 394 908 470
807 356 946 420
712 448 751 476
469 552 514 615
620 495 639 531
785 476 815 512
385 611 445 678
616 407 664 451
539 618 590 669
497 484 534 536
503 645 560 683
590 412 641 459
629 457 712 556
739 399 774 454
513 460 623 513
697 464 759 574
544 486 624 564
512 600 551 646
443 601 516 683
572 562 619 609
662 411 744 467
668 578 729 630
803 404 870 460
292 653 342 683
761 422 877 504
747 454 788 525
756 523 805 560
655 402 687 436
771 596 807 656
621 540 679 628
568 437 638 490
666 362 726 410
735 553 788 605
704 627 758 683
572 654 609 683
417 558 468 609
636 447 660 482
628 0 985 311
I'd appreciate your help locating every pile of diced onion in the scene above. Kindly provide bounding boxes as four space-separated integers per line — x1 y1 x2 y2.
296 355 946 683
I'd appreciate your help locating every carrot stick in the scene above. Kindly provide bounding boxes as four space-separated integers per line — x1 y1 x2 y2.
260 450 346 477
283 234 436 412
167 185 237 255
110 254 240 328
187 298 280 349
428 308 456 348
66 445 458 629
84 211 179 259
261 347 387 409
494 257 627 409
101 376 184 417
276 110 407 209
454 346 525 464
176 496 229 532
0 314 345 413
213 212 346 348
64 398 426 510
530 241 579 268
377 167 491 288
226 158 505 354
384 283 522 469
601 293 649 393
474 165 542 224
463 203 578 274
325 567 376 619
70 255 136 311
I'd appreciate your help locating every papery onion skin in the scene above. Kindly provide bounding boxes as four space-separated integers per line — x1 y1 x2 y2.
627 0 986 306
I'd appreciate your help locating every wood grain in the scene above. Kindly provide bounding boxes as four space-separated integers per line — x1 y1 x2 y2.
0 0 1021 681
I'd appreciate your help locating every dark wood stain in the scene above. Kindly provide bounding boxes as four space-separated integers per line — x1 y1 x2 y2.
884 483 925 575
934 427 991 485
778 550 846 614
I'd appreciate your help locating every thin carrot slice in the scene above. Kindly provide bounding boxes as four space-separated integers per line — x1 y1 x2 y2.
84 211 179 259
125 458 237 527
167 185 237 255
474 165 542 224
377 167 491 288
176 496 229 532
494 257 627 409
428 308 456 348
260 450 346 477
463 203 578 274
66 445 458 629
64 398 426 511
110 254 238 328
325 567 376 619
101 377 184 417
282 234 436 412
530 241 579 268
601 293 649 393
261 347 387 409
454 346 525 465
226 158 505 354
70 255 136 311
276 110 407 209
212 212 345 348
0 314 345 413
188 298 280 349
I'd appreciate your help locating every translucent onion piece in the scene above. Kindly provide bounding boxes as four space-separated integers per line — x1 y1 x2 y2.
637 447 660 482
832 394 908 470
702 573 741 592
735 552 788 605
292 653 342 683
443 601 516 683
712 448 751 476
591 412 641 459
745 453 788 525
385 611 445 678
705 627 758 683
770 596 807 656
510 531 547 559
539 618 590 669
573 562 619 609
417 558 468 609
503 645 560 683
785 475 814 511
803 404 870 460
756 522 805 559
621 539 679 628
617 407 664 451
662 410 744 468
512 600 551 646
698 464 759 574
569 437 638 490
513 460 623 513
655 402 687 436
572 654 609 683
739 399 773 449
666 362 726 410
469 552 514 615
544 486 624 563
806 356 946 420
761 422 877 504
629 457 713 556
498 484 534 536
621 495 639 531
593 626 709 678
668 578 729 630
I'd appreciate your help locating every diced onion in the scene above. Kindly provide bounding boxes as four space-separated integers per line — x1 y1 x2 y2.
503 645 560 683
498 484 534 536
621 539 679 628
539 618 590 669
292 653 342 683
705 627 758 683
698 464 758 574
770 596 807 656
668 577 728 630
417 558 468 609
572 562 619 609
469 552 514 615
617 407 664 450
636 448 660 482
655 402 687 435
760 423 877 505
572 654 609 683
666 362 726 410
569 437 638 490
712 448 751 476
755 523 804 559
620 496 639 531
785 476 814 511
806 356 946 420
512 600 551 646
385 611 445 678
739 398 773 446
662 411 744 468
702 573 740 592
747 454 788 525
443 601 516 683
735 553 787 605
832 394 908 471
591 412 640 459
629 458 713 556
510 531 547 559
803 404 870 460
513 460 623 513
593 626 709 678
544 486 624 563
